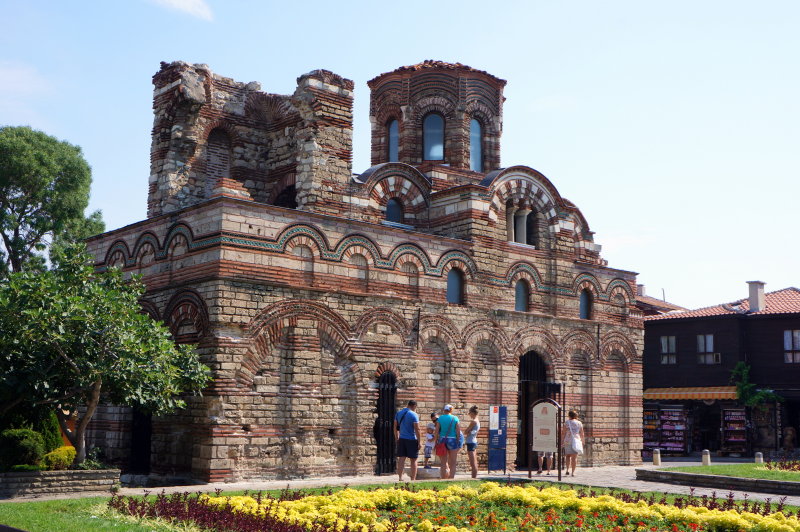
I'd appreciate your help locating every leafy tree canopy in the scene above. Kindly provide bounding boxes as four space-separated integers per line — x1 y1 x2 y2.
0 245 210 462
730 361 782 408
0 126 103 275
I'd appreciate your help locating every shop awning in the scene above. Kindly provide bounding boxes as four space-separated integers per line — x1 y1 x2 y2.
643 386 738 400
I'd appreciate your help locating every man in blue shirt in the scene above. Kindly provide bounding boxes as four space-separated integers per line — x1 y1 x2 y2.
394 399 421 481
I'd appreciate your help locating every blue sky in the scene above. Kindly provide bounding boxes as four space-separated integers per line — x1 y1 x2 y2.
2 0 798 309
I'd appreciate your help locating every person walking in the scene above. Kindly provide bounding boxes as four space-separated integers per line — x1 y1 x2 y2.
464 405 480 478
394 400 421 481
561 410 584 477
435 404 462 479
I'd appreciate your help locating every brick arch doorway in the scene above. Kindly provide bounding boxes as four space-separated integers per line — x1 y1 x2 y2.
375 371 397 475
516 351 560 469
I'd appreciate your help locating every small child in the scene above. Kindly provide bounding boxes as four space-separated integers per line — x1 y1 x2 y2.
423 412 438 468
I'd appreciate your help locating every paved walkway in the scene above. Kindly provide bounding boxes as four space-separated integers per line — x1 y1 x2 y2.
3 461 798 505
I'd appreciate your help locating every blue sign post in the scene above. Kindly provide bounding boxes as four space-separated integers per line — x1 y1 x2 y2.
487 405 507 474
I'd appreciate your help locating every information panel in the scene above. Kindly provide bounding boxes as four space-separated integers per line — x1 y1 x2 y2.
487 405 507 473
531 402 558 453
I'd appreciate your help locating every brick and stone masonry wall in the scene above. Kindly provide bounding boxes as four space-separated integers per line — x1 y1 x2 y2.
85 61 643 482
0 470 120 498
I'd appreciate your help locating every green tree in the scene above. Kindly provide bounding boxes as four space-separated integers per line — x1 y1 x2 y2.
0 245 210 463
730 361 782 408
0 126 103 275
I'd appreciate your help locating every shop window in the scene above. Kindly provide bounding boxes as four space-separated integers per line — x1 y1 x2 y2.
784 330 800 363
660 335 676 364
387 119 399 162
446 268 465 304
386 198 404 224
514 280 529 312
579 289 592 320
423 113 444 160
469 118 482 172
697 334 719 364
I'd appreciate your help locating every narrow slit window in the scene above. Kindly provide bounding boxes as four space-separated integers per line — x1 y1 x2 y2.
386 198 403 223
446 268 464 304
423 113 444 160
515 280 529 312
469 118 482 171
387 120 399 162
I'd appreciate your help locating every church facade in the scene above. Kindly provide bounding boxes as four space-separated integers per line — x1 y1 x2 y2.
86 60 644 482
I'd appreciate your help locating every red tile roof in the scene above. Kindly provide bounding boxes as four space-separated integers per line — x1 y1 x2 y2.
636 294 687 313
368 60 507 86
645 287 800 321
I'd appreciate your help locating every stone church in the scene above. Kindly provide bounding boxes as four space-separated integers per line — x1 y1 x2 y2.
86 60 644 482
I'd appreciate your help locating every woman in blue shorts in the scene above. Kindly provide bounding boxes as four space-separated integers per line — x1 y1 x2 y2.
464 405 480 478
435 404 462 479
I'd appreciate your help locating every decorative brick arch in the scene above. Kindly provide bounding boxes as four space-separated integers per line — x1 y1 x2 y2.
276 224 330 259
164 290 209 343
605 279 635 304
132 232 161 260
368 176 428 221
600 331 637 366
435 250 477 279
353 308 411 345
410 95 457 124
561 329 598 363
102 240 131 268
418 315 461 356
388 244 434 272
505 261 546 291
238 300 354 388
163 224 195 254
138 299 160 322
335 235 382 266
462 319 510 355
463 101 499 136
509 327 562 368
573 273 603 299
374 361 402 381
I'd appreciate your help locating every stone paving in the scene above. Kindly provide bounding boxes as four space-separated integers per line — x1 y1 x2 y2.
3 461 798 505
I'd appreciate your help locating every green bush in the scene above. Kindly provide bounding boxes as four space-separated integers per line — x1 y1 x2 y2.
0 406 63 453
0 428 45 470
9 464 43 472
42 446 76 470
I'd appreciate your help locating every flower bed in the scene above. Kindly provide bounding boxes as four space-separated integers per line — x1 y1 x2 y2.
109 482 800 532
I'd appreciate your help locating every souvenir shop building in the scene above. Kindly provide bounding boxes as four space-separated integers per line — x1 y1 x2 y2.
642 282 800 457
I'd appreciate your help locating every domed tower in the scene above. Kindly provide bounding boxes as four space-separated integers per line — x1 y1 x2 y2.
367 61 506 173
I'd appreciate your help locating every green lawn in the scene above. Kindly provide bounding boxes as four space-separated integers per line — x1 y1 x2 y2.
0 496 191 532
664 463 800 482
1 478 798 532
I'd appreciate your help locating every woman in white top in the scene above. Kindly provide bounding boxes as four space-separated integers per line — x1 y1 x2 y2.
561 410 584 476
464 405 480 478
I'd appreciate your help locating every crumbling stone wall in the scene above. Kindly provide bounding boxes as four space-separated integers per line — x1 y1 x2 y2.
86 61 644 482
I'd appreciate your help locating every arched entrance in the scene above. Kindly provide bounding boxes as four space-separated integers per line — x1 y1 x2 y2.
516 351 561 469
375 371 397 474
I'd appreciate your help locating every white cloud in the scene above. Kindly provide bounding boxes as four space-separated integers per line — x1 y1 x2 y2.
150 0 213 21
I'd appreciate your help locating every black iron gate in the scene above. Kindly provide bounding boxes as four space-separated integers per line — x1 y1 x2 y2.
517 351 563 469
375 372 397 475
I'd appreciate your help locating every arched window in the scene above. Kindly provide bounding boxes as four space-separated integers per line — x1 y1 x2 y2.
446 268 465 304
515 280 529 312
386 198 404 223
387 119 399 162
525 212 538 247
423 113 444 161
274 184 297 209
469 118 482 172
579 289 592 320
206 128 231 182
